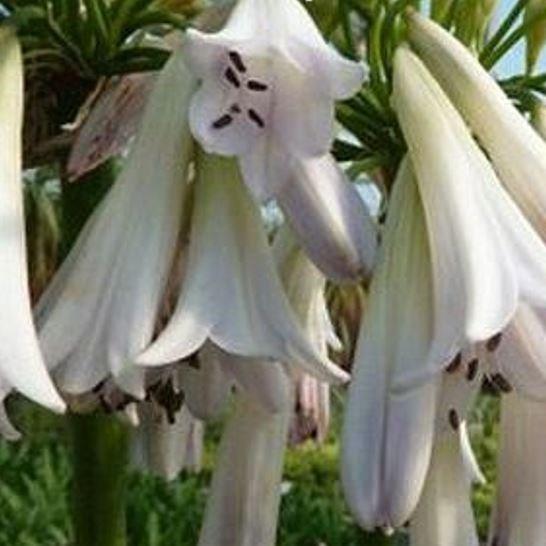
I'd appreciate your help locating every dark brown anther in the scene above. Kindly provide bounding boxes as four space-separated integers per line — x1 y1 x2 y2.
224 67 241 88
229 50 247 73
212 114 234 129
486 333 503 352
247 79 268 91
247 108 265 128
230 103 242 114
466 358 479 382
446 352 462 374
92 380 106 394
99 395 114 414
491 537 499 546
492 373 513 394
448 408 460 431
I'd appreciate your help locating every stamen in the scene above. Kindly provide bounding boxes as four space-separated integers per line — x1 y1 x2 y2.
448 408 460 431
466 358 479 382
247 108 265 128
491 373 513 394
486 333 503 352
230 103 242 114
247 79 269 91
212 114 234 129
224 67 241 88
445 352 462 374
229 50 247 73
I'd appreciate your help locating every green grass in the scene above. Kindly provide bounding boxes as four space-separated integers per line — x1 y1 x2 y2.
0 395 501 546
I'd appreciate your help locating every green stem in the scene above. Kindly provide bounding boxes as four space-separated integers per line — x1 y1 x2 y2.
70 413 130 546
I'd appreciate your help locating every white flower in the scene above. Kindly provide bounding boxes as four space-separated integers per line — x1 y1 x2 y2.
0 27 64 425
184 0 365 200
36 47 197 398
342 159 440 531
489 394 546 546
197 388 293 546
137 151 349 386
277 154 377 282
406 11 546 241
391 46 546 388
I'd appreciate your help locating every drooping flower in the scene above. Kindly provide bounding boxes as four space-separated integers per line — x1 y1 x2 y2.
137 151 349 386
342 159 440 531
406 11 546 241
277 154 377 282
197 387 292 546
391 45 546 388
36 47 197 398
0 26 64 429
489 394 546 546
184 0 365 200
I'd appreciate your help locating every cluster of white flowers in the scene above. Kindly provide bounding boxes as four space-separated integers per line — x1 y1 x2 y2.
343 10 546 545
4 0 546 544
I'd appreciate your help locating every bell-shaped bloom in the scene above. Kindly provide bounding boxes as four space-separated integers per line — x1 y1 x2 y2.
36 47 197 397
137 151 348 386
342 159 440 531
406 11 546 241
197 388 292 546
0 27 64 420
489 394 546 546
277 154 377 282
132 404 203 481
184 0 365 200
391 46 546 388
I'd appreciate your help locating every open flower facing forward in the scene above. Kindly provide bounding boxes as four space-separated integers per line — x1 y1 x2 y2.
184 0 365 200
0 27 64 435
36 46 197 398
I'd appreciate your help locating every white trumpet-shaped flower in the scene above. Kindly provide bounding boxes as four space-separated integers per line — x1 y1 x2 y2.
185 0 365 199
407 11 546 240
489 394 546 546
137 151 348 386
36 47 196 397
0 27 64 423
391 46 546 388
277 154 377 282
342 159 440 531
197 387 293 546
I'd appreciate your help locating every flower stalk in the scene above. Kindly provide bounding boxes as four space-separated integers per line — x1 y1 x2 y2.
70 413 130 546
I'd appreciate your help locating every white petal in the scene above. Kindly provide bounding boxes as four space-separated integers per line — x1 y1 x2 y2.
277 155 377 282
489 394 546 546
37 47 196 397
392 47 546 385
215 350 292 414
341 159 439 530
0 28 64 412
138 152 348 385
407 11 546 241
239 135 293 201
410 433 479 546
197 390 292 546
180 346 232 422
490 305 546 401
132 404 203 480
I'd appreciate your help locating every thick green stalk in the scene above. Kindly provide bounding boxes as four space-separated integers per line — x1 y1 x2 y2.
70 413 130 546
